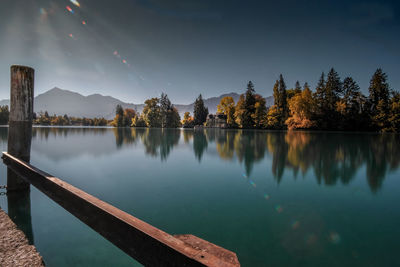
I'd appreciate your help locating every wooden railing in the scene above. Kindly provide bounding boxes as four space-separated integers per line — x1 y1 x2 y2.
2 152 240 267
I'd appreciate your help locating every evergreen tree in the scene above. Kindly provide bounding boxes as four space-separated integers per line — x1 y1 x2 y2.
242 81 256 128
160 93 172 128
294 81 302 94
193 94 208 125
317 68 341 129
278 74 288 117
112 104 124 127
314 72 326 109
325 68 342 111
116 105 124 117
268 75 288 129
368 68 390 130
166 107 181 128
342 77 362 116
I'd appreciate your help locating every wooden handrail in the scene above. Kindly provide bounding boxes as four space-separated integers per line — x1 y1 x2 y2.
2 152 240 267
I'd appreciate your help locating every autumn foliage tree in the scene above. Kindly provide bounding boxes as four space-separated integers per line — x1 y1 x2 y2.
285 83 316 130
182 112 195 128
217 96 236 127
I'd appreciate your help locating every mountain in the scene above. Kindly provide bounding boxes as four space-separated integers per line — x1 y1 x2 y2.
0 99 9 106
0 87 273 119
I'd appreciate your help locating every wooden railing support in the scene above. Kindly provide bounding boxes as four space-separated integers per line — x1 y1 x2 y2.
7 65 34 191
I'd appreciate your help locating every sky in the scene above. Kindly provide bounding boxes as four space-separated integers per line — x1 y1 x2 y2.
0 0 399 104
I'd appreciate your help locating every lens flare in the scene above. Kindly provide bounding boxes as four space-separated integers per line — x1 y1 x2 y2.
70 0 81 7
329 232 341 244
275 205 283 213
66 6 74 14
264 193 270 200
291 220 300 230
39 8 47 15
249 180 256 187
82 20 86 25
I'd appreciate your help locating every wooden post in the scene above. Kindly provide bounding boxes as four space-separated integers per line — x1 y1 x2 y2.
6 65 34 244
7 65 34 191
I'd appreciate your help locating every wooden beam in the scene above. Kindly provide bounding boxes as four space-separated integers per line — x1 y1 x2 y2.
8 65 34 191
2 152 240 267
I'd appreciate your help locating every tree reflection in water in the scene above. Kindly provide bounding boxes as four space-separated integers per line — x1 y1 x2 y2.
1 127 398 193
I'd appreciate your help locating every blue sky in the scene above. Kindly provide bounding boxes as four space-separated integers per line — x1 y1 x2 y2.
0 0 399 103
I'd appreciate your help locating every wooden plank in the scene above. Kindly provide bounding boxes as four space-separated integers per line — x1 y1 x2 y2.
2 152 240 267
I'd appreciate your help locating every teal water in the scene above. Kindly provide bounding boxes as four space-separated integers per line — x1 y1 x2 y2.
0 127 399 267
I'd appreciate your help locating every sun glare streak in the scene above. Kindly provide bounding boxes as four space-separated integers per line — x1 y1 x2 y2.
70 0 81 8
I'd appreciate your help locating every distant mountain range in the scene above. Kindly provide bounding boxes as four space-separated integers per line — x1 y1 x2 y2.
0 87 273 119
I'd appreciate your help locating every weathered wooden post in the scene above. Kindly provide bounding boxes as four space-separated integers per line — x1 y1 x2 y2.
7 65 34 191
6 65 34 243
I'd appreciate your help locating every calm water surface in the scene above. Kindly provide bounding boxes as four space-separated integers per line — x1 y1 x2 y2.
0 127 399 267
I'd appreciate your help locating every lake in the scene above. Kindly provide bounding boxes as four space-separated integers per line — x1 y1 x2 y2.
0 127 399 266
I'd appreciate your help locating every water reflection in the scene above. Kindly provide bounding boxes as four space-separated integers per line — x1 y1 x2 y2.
1 127 399 193
117 128 399 193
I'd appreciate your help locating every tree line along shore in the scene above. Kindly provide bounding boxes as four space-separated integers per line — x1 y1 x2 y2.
0 68 398 132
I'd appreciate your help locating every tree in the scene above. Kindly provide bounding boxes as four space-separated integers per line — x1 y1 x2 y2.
368 68 390 131
338 77 368 130
241 81 257 128
217 96 236 127
252 95 267 128
389 92 400 132
325 68 342 111
314 72 326 111
294 81 302 95
182 112 195 128
193 94 208 125
315 68 342 129
287 81 302 99
160 93 172 128
234 94 246 127
124 108 136 127
217 96 235 114
112 104 125 127
285 83 316 130
266 105 281 129
166 107 181 128
0 105 9 125
143 98 161 127
276 75 288 114
132 113 147 127
268 75 288 129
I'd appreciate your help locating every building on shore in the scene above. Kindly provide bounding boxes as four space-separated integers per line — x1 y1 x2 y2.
205 112 228 128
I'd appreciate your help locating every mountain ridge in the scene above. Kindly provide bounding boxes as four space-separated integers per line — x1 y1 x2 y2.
0 87 273 119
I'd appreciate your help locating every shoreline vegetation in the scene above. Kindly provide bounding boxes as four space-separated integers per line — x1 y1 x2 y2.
0 68 398 132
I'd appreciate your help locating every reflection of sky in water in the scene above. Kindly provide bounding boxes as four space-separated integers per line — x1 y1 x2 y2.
0 127 400 266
